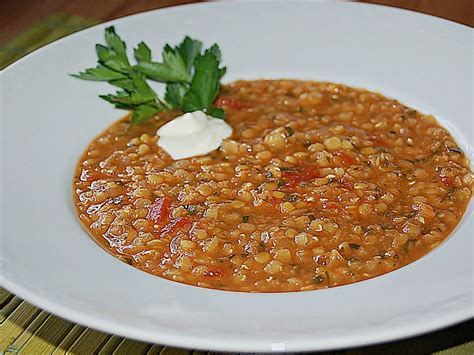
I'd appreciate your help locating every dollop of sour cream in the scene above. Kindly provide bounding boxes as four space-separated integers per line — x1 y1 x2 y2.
156 111 233 160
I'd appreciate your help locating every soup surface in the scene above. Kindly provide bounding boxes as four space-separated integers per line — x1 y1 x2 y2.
74 80 473 292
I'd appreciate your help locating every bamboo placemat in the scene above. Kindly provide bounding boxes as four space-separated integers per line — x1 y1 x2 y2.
0 13 473 355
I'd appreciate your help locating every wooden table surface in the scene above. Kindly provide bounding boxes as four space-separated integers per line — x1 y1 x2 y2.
0 0 472 45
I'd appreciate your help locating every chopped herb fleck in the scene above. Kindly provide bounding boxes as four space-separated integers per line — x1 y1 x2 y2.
324 271 330 283
186 204 197 215
403 238 418 254
121 257 134 265
280 167 296 172
242 215 250 223
285 126 295 136
313 275 325 284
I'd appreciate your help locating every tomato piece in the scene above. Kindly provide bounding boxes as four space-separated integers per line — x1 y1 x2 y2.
214 96 251 109
339 178 354 190
334 151 357 166
282 171 302 188
263 196 282 213
440 176 455 187
160 216 191 237
282 164 321 188
369 133 392 147
169 217 191 234
322 201 340 211
147 197 171 225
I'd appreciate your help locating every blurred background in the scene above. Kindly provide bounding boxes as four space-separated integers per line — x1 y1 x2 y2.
0 0 472 69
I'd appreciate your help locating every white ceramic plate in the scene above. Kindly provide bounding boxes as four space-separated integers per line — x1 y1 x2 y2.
1 2 473 352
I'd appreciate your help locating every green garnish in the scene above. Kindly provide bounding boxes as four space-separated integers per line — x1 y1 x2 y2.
242 215 250 223
186 204 197 215
313 275 325 284
285 126 295 136
72 27 226 126
349 243 361 250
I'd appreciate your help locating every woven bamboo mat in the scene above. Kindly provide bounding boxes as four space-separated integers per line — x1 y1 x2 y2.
0 13 473 355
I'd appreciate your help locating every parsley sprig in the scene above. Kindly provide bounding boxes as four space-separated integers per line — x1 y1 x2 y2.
72 27 226 126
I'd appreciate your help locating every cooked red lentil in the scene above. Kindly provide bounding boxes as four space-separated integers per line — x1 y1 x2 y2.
74 80 473 292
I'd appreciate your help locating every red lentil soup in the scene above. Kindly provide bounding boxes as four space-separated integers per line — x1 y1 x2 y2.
73 80 473 292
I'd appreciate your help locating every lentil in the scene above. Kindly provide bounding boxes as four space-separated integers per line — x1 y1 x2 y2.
74 80 473 292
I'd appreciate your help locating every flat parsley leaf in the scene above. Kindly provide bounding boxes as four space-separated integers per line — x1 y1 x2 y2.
134 42 152 63
100 74 164 109
104 27 129 63
72 64 127 81
165 82 189 109
131 104 162 126
109 77 134 90
134 44 190 82
177 37 203 74
181 48 226 119
96 27 131 73
72 27 227 126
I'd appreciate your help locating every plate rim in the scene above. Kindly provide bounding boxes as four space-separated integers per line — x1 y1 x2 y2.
1 1 472 74
1 277 471 352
